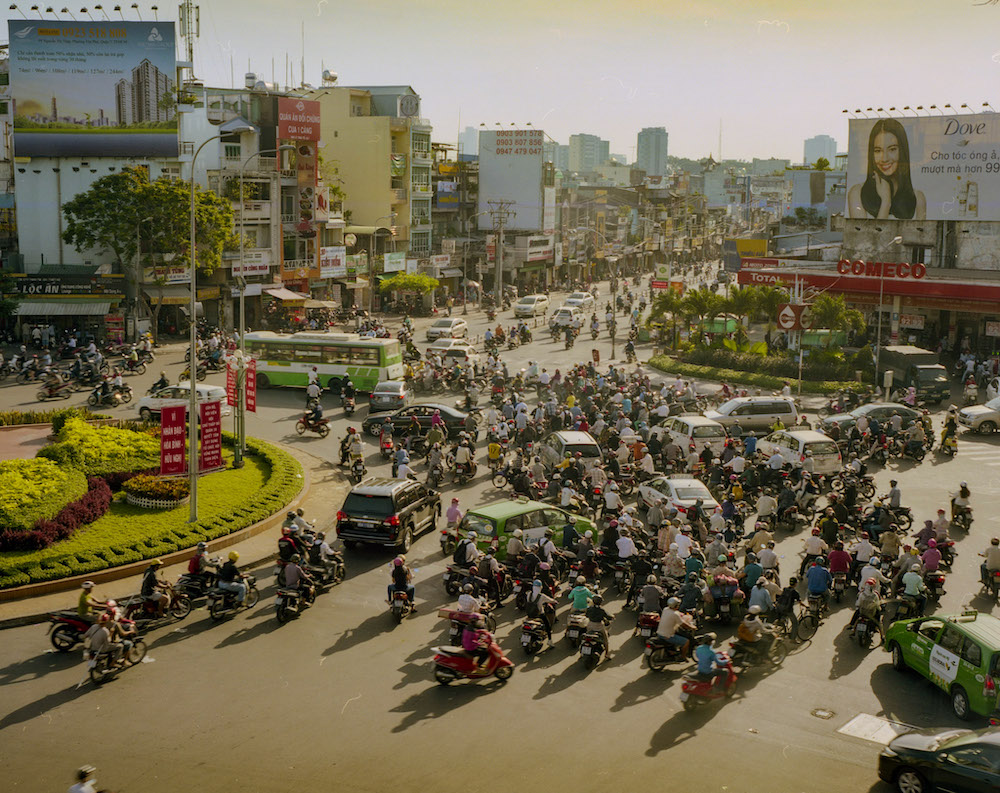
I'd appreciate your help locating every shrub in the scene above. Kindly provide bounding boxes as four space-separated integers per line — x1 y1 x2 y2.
37 417 159 475
679 347 857 381
0 459 89 531
121 474 190 501
0 407 107 428
0 477 113 551
648 355 867 395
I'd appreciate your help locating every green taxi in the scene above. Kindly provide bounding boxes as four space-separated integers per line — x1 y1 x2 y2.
885 610 1000 720
456 498 595 560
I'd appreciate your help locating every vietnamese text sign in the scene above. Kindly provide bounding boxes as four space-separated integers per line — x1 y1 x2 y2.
160 405 186 475
723 238 767 272
246 359 257 412
477 129 545 231
320 245 347 279
199 400 223 471
277 97 320 141
848 113 1000 221
225 361 237 406
383 251 406 273
8 21 178 157
898 313 925 330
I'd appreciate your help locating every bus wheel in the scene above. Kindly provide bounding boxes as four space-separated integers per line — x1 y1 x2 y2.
328 376 343 392
257 373 270 389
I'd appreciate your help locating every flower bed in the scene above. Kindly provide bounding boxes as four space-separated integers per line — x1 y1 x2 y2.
648 355 868 395
0 477 113 552
0 407 107 428
122 474 191 509
0 436 302 588
37 416 160 475
0 459 89 531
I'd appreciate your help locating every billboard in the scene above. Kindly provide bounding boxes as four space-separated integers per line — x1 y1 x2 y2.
277 97 320 141
477 129 544 231
847 113 1000 221
319 246 346 279
8 20 178 156
722 238 767 272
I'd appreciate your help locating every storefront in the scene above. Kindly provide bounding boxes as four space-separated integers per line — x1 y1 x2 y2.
6 274 125 345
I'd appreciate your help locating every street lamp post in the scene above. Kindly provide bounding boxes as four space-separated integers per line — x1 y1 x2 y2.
368 213 396 315
133 216 152 342
873 234 903 390
188 124 255 523
233 144 294 468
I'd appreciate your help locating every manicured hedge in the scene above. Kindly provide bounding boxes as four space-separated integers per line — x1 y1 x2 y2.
0 436 303 588
0 407 107 428
121 474 190 500
0 477 112 551
648 355 868 395
37 417 160 476
679 346 865 381
0 459 89 531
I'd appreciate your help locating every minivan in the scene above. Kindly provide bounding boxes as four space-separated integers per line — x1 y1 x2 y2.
755 429 842 474
537 430 603 471
514 294 550 318
653 415 728 454
426 339 480 367
705 396 798 432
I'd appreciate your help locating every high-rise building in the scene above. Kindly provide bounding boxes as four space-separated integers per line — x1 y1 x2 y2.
803 134 837 167
114 79 132 126
555 144 569 171
131 58 174 124
568 133 610 173
458 125 478 157
636 126 668 176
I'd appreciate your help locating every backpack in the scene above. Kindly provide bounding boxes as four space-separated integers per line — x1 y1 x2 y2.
453 540 470 565
525 592 541 618
187 555 200 574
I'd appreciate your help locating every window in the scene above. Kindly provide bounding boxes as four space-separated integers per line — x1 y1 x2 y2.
945 747 996 773
224 144 241 160
322 347 351 364
350 347 380 365
293 345 323 361
542 509 566 526
262 345 292 362
960 637 982 667
523 510 547 530
939 627 963 653
395 487 417 510
918 619 943 641
752 402 777 415
505 515 525 534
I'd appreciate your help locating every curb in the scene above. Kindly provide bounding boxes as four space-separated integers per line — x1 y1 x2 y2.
0 442 314 628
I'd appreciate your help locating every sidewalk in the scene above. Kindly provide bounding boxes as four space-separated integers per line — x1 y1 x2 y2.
0 446 350 629
0 425 53 461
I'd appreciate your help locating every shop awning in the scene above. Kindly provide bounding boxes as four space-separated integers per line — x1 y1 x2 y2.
263 287 310 302
344 225 392 236
340 278 369 290
305 299 339 309
441 268 464 278
143 285 217 305
15 300 111 316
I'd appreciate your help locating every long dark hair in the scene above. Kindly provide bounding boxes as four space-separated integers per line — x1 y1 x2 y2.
860 119 917 219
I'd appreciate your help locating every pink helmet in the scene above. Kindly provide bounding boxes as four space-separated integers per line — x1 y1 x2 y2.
927 539 937 548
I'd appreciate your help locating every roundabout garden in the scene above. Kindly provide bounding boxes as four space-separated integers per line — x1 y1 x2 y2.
0 410 302 590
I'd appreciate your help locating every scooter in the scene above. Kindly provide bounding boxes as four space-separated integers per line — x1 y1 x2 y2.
679 653 738 710
206 575 260 620
939 430 957 457
87 638 148 686
390 590 415 624
343 395 356 416
36 381 74 401
380 434 395 460
431 638 514 684
87 386 122 408
295 414 331 438
564 611 588 647
852 614 880 649
46 610 93 652
350 455 367 483
579 629 608 669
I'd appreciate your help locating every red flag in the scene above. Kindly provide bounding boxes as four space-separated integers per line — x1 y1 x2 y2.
246 359 257 413
225 361 237 406
160 405 187 476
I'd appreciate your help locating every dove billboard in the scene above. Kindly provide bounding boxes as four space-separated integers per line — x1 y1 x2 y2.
847 113 1000 222
7 20 178 156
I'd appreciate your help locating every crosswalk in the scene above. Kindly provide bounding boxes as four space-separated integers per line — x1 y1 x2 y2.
957 443 1000 467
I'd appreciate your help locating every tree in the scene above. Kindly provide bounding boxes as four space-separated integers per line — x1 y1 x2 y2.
379 273 439 294
0 270 22 325
649 288 684 349
813 157 832 171
681 288 723 339
750 284 790 350
722 286 757 330
809 293 865 342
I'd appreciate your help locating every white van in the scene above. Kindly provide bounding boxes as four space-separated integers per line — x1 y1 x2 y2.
426 339 480 366
704 396 798 432
514 294 550 318
654 415 727 455
755 429 843 474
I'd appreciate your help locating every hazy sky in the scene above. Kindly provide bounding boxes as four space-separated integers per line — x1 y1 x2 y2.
5 0 999 161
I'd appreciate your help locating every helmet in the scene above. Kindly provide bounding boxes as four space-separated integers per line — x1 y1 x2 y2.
749 605 762 615
290 554 301 563
228 551 239 562
281 526 292 536
717 554 727 562
99 612 112 623
532 579 543 588
584 530 592 538
287 511 296 521
667 597 680 608
592 594 604 605
576 576 586 585
316 532 325 541
462 584 473 593
587 549 596 558
82 580 95 590
545 528 554 537
609 520 619 528
811 528 820 535
647 574 657 584
150 559 163 568
960 481 968 488
393 557 404 567
539 562 551 571
729 474 738 481
928 538 937 548
870 556 880 565
746 552 757 562
197 541 207 550
467 531 477 540
513 529 523 538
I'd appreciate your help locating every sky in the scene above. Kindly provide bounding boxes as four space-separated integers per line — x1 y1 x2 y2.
4 0 1000 161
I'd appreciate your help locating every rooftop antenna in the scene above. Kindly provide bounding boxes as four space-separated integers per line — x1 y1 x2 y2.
30 4 41 16
178 0 199 72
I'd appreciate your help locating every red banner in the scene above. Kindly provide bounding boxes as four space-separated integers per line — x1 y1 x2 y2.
199 400 223 471
246 359 257 413
225 361 237 406
160 405 187 476
277 97 321 141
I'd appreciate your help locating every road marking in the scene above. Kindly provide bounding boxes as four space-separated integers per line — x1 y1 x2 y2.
837 713 914 746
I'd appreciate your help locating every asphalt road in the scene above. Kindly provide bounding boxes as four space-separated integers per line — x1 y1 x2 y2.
1 275 997 793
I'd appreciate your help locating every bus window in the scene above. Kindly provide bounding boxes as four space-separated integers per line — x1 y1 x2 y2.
351 347 380 365
264 345 291 361
323 347 351 365
295 345 323 361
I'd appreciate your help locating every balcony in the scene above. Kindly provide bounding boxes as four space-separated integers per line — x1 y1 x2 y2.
411 183 431 196
412 148 431 164
280 213 296 224
391 188 408 203
410 215 430 229
234 201 272 221
179 142 194 156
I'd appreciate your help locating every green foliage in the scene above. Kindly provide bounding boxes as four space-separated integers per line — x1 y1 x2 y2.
37 417 159 476
121 474 190 501
648 355 867 395
0 460 88 531
379 272 439 294
0 436 303 588
813 157 832 171
0 407 106 428
0 270 22 324
680 346 857 381
810 293 865 336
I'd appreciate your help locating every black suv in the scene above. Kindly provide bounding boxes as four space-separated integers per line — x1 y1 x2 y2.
336 477 441 552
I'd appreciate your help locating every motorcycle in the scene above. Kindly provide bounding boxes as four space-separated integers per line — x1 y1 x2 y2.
36 381 74 402
87 638 148 686
579 629 607 669
87 386 122 408
727 634 789 671
852 614 880 649
439 525 458 557
443 564 471 596
591 327 599 341
679 653 739 710
179 363 208 382
379 434 395 459
121 587 192 631
832 571 848 603
206 575 260 621
432 638 514 685
350 456 367 484
924 571 947 602
175 559 221 599
275 587 307 624
46 610 93 652
454 461 475 485
296 414 331 438
982 569 1000 604
343 395 356 416
952 505 973 532
564 611 588 647
390 590 415 623
428 461 445 490
612 560 632 596
122 358 147 376
520 617 549 656
891 437 926 463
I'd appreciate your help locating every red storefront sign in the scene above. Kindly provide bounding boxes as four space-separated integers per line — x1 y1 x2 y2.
199 400 223 471
836 259 926 279
225 361 237 406
277 97 321 141
246 359 257 413
160 405 187 476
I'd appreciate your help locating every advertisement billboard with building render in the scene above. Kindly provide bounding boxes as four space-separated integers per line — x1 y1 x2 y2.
847 113 1000 222
477 129 544 231
8 20 178 156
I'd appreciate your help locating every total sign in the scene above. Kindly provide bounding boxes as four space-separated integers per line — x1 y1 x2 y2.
776 303 813 331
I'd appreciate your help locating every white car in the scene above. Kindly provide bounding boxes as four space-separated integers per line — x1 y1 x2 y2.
426 338 480 367
564 292 595 310
425 317 468 342
987 376 999 402
137 382 230 422
754 429 842 475
958 396 1000 433
637 476 719 519
513 294 550 318
550 306 583 327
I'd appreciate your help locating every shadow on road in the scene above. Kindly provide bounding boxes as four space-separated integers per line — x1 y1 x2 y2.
390 679 503 732
868 663 964 727
611 672 672 712
829 623 870 680
0 683 91 732
0 650 80 687
213 609 283 648
146 611 219 650
322 612 387 657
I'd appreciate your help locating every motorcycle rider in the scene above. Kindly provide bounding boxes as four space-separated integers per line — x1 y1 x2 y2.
83 612 124 667
388 556 416 608
525 579 557 648
951 481 972 523
900 563 928 616
454 531 481 567
77 580 106 623
585 594 613 661
186 541 216 588
657 597 695 658
693 633 728 688
980 537 1000 586
505 528 526 563
799 529 829 576
736 604 774 662
461 616 493 672
282 553 315 601
150 370 169 393
216 551 247 606
848 578 883 633
339 427 363 465
140 559 172 618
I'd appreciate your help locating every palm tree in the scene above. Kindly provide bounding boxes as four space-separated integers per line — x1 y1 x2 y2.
809 293 865 344
723 286 757 331
682 288 724 340
649 288 685 349
749 284 790 349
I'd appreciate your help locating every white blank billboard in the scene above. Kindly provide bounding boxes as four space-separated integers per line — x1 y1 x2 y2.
477 129 544 231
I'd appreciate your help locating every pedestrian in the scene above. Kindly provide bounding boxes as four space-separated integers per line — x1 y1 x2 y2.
446 295 454 316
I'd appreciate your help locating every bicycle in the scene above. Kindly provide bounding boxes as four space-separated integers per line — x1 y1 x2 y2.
796 593 827 641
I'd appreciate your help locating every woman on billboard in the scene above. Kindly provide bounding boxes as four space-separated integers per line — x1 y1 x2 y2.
848 119 926 220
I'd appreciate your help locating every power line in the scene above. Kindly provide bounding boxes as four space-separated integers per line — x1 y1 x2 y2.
487 200 515 308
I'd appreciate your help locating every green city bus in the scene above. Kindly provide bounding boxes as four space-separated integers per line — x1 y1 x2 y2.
243 331 404 391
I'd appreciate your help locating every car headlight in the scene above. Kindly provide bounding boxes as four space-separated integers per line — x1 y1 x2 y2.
880 746 898 758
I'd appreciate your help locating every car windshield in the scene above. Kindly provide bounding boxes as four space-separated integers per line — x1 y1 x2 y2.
985 397 1000 411
693 425 724 438
432 319 453 327
569 293 588 300
374 383 401 394
715 399 741 414
674 484 712 500
517 297 536 304
458 513 497 537
806 441 840 456
342 493 394 517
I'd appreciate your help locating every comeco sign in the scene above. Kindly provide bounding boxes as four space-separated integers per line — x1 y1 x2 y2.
837 260 927 279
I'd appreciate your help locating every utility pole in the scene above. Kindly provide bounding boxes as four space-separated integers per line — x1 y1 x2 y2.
487 200 515 308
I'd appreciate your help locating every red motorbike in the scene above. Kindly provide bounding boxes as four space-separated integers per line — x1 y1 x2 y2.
35 381 74 402
296 414 331 438
380 433 394 459
432 637 514 685
47 610 93 652
679 652 739 710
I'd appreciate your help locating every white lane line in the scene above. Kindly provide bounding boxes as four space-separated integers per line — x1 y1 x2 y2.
837 713 915 746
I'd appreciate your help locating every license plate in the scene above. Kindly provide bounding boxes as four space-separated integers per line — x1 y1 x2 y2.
513 585 521 593
679 691 690 702
443 574 450 581
521 636 530 645
644 646 652 656
581 645 593 655
273 597 282 606
641 628 651 637
720 603 729 613
568 629 579 638
615 571 624 579
858 624 867 634
357 521 376 528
